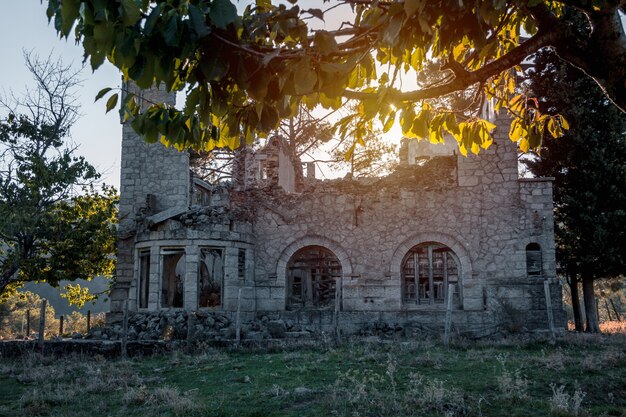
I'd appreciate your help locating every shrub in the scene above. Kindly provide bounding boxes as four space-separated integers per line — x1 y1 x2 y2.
549 383 585 416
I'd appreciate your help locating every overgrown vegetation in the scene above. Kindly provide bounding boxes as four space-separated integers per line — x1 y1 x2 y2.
0 334 624 416
0 291 105 340
0 53 117 301
523 46 626 333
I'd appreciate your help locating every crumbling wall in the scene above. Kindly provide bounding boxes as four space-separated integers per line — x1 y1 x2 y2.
248 115 565 333
112 105 565 336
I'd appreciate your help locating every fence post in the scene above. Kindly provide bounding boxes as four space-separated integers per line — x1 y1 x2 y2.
26 310 30 337
544 280 556 340
87 310 91 335
444 284 454 346
609 299 622 322
38 300 47 353
186 312 194 351
59 315 64 337
235 288 242 345
604 299 613 322
121 300 129 358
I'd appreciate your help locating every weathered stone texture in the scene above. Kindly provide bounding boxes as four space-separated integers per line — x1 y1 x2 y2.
110 99 566 338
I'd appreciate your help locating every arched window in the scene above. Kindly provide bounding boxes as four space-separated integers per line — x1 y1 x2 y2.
287 246 341 309
401 242 461 306
526 243 542 277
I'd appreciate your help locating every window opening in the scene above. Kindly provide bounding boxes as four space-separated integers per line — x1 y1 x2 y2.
238 248 246 279
287 246 341 309
259 159 268 179
526 243 542 277
402 243 460 306
161 248 185 308
198 248 223 308
138 249 150 309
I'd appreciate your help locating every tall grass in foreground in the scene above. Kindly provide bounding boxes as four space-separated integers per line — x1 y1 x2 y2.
0 332 624 417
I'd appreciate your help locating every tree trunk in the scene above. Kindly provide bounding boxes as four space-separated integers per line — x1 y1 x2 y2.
569 273 584 332
0 264 20 295
582 276 601 333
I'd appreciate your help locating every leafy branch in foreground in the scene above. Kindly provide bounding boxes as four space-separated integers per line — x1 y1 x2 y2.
46 0 624 152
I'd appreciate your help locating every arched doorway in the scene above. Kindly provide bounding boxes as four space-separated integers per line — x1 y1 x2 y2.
287 246 341 309
401 242 461 306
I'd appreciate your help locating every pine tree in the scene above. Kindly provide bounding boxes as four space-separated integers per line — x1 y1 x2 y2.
524 49 626 332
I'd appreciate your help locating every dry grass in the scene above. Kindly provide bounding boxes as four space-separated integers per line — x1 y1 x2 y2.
8 354 205 417
567 320 626 334
531 348 569 370
549 383 586 417
1 333 625 417
599 320 626 334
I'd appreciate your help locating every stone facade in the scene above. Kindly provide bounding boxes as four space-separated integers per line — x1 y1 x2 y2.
108 87 566 340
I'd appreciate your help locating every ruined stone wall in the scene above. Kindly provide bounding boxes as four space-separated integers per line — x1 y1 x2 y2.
249 115 565 334
111 106 565 337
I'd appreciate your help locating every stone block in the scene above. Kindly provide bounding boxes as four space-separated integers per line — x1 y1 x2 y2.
463 297 484 311
256 298 284 311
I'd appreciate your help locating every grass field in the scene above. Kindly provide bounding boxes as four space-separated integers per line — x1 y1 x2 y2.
0 333 624 417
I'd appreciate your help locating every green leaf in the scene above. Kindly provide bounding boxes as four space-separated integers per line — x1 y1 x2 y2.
547 117 557 138
260 105 279 132
95 87 113 102
60 0 80 36
255 0 272 9
188 4 210 38
199 40 229 80
105 93 119 113
306 8 324 21
211 0 238 30
444 113 460 136
162 15 180 46
382 111 396 133
412 108 430 139
519 138 530 153
184 87 201 116
528 124 542 149
404 0 421 17
294 59 317 95
314 31 338 55
344 143 356 162
382 13 403 46
400 106 416 136
144 3 164 35
509 118 523 142
120 0 141 26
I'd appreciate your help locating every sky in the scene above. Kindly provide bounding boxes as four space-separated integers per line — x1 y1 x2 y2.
0 1 122 187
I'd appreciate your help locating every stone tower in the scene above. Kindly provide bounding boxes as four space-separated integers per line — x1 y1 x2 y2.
109 83 190 320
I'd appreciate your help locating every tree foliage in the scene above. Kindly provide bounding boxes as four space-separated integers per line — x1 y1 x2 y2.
0 291 58 339
523 48 626 331
0 54 118 300
47 0 626 152
190 103 334 183
331 132 398 177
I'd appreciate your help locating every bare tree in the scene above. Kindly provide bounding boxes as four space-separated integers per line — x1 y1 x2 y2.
0 53 116 300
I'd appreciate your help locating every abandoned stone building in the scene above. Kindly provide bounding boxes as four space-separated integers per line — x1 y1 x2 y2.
109 86 566 340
